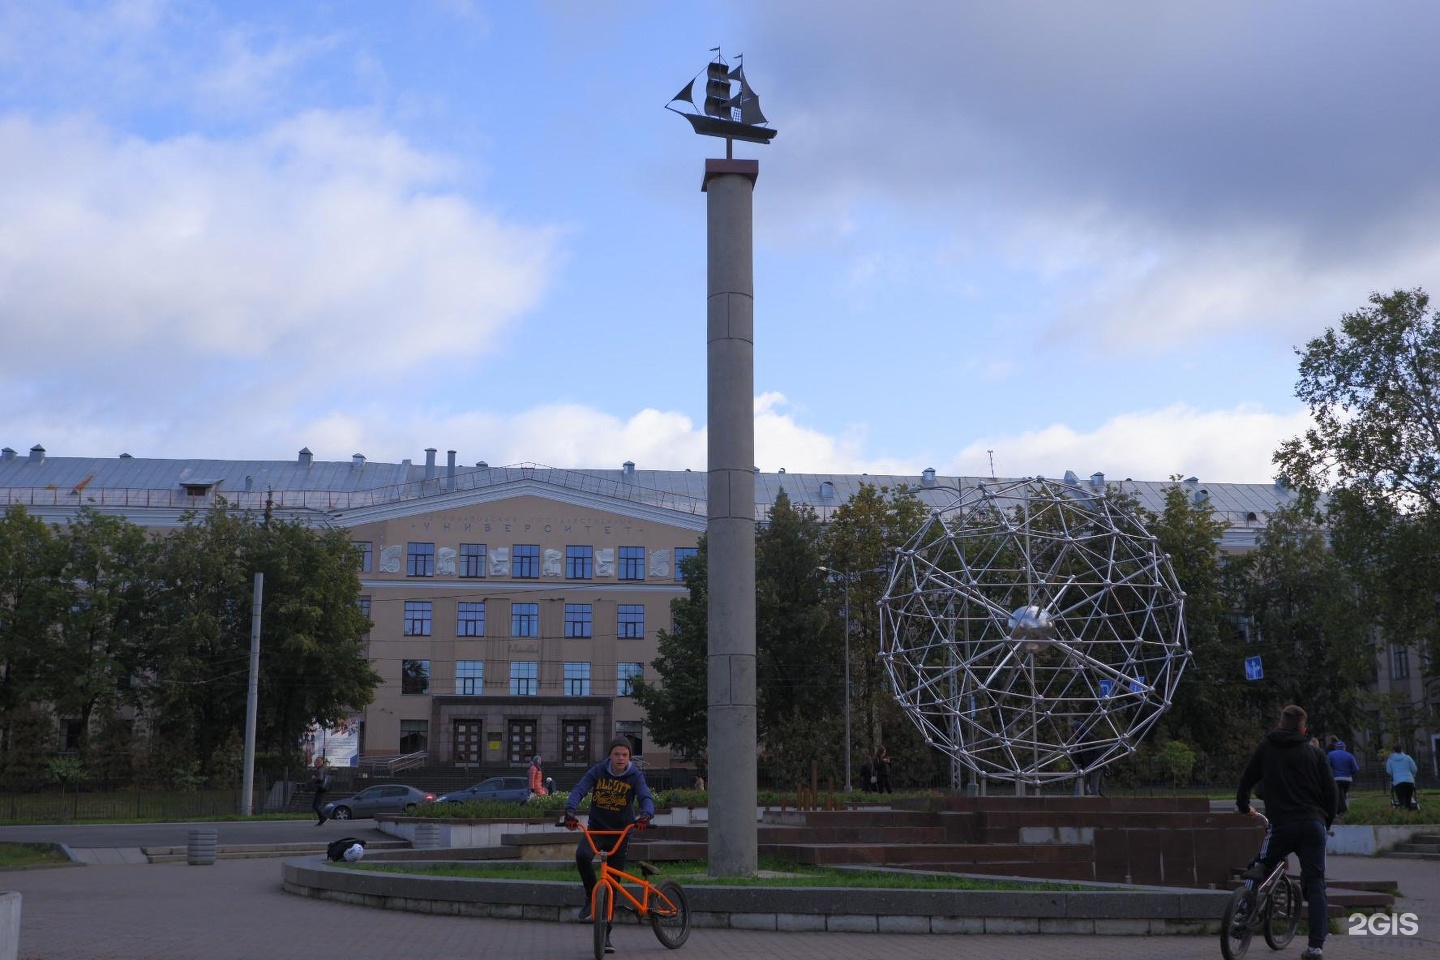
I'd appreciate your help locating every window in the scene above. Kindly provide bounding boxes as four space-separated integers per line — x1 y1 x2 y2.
674 547 698 581
404 600 432 636
618 604 645 639
453 720 482 764
459 543 487 578
456 659 484 695
614 720 643 756
511 602 539 638
566 545 594 580
400 719 428 754
513 544 540 578
510 661 539 696
618 546 645 581
508 719 537 763
354 540 373 573
564 662 592 696
617 662 643 697
564 603 593 639
562 720 591 763
1391 644 1411 680
402 659 431 695
457 601 486 637
407 542 435 577
357 596 372 639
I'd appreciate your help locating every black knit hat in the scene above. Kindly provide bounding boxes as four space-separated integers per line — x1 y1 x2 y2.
608 736 633 753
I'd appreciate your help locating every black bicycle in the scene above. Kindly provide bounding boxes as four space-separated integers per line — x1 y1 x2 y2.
1220 812 1301 960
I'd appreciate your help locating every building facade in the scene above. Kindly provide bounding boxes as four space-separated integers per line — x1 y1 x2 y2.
3 444 1433 774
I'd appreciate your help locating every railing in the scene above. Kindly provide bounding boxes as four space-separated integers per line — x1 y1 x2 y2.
356 750 429 775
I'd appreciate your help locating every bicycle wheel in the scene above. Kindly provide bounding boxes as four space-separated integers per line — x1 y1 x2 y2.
1263 877 1300 950
649 879 690 949
592 884 610 960
1220 886 1256 960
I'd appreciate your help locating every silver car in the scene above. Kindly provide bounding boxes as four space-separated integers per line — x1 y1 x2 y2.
323 783 435 820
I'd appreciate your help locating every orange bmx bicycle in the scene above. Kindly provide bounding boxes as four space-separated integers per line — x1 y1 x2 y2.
580 820 690 959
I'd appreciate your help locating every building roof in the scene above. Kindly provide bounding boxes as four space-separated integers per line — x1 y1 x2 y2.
0 447 1298 534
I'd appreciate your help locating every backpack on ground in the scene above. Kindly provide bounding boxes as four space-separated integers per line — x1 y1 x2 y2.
326 837 366 862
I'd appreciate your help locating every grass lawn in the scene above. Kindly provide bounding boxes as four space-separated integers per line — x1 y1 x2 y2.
1337 790 1438 826
0 842 72 869
349 858 1096 891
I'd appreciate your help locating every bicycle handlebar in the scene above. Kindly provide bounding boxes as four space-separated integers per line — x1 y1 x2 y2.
576 820 638 857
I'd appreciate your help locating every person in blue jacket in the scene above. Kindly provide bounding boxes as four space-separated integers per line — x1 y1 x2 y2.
564 737 656 939
1386 744 1419 810
1326 739 1359 814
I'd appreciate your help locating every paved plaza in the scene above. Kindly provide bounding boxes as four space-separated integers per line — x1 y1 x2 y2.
2 835 1437 960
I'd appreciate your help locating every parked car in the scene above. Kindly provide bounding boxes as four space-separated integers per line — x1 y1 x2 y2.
434 776 534 804
323 783 436 820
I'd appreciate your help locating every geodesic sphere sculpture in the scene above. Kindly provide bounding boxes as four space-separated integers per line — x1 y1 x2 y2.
878 477 1187 786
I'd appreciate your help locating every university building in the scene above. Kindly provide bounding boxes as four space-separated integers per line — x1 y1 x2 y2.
2 443 1433 775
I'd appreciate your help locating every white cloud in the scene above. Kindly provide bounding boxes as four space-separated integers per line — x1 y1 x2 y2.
0 112 560 379
946 404 1312 485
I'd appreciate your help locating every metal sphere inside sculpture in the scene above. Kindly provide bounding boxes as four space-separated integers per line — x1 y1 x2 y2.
879 477 1188 786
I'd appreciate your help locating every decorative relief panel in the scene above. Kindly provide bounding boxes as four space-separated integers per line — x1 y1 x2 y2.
489 547 510 577
596 548 615 578
542 548 562 577
436 547 457 576
379 545 402 573
649 549 671 579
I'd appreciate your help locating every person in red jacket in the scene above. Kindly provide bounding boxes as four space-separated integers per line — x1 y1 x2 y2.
1237 704 1337 960
528 755 548 799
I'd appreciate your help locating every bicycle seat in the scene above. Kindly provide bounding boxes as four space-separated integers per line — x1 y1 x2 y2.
638 861 660 878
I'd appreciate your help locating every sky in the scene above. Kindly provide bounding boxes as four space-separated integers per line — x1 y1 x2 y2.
3 1 1439 485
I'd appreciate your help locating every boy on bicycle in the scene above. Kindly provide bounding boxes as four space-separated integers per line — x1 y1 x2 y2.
1236 704 1337 960
564 737 656 945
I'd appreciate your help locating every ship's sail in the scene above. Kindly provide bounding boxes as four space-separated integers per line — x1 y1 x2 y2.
729 66 768 126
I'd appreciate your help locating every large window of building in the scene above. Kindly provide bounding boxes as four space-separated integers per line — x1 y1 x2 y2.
511 602 539 638
404 600 432 636
456 659 484 695
513 544 540 578
618 546 645 581
618 604 645 639
566 545 594 580
564 661 592 696
562 720 591 764
674 546 698 581
400 719 428 754
402 659 431 695
354 540 373 573
407 541 436 577
457 601 486 637
459 543 487 578
617 662 643 697
1391 644 1411 680
510 661 539 696
564 603 593 639
614 720 644 756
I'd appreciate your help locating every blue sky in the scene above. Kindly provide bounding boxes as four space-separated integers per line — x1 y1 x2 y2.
4 1 1439 484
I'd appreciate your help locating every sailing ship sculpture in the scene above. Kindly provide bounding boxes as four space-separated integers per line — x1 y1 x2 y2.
667 49 777 153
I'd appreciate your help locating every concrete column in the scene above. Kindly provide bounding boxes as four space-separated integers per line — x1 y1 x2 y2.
703 159 758 878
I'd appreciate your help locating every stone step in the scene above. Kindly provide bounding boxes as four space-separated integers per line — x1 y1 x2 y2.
144 839 408 864
1390 842 1440 854
764 842 1092 867
1383 850 1440 860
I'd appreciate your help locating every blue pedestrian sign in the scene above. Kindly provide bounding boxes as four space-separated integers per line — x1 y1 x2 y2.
1099 679 1114 698
1245 655 1264 681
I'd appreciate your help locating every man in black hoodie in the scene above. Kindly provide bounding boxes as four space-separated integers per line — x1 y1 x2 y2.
1237 704 1337 960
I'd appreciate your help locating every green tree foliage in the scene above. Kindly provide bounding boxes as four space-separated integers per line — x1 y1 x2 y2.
0 507 66 761
755 491 845 786
1235 506 1371 739
1140 483 1257 773
820 484 937 786
1275 287 1440 690
631 538 709 770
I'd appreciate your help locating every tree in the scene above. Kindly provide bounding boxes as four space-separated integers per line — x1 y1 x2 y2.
755 491 842 786
1275 287 1440 696
0 506 66 762
631 538 709 770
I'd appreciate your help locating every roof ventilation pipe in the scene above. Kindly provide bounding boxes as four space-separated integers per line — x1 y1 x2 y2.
922 467 937 488
447 450 457 491
1 447 15 461
29 445 45 463
1090 472 1105 490
622 461 635 480
298 447 313 467
352 454 365 469
424 448 437 481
